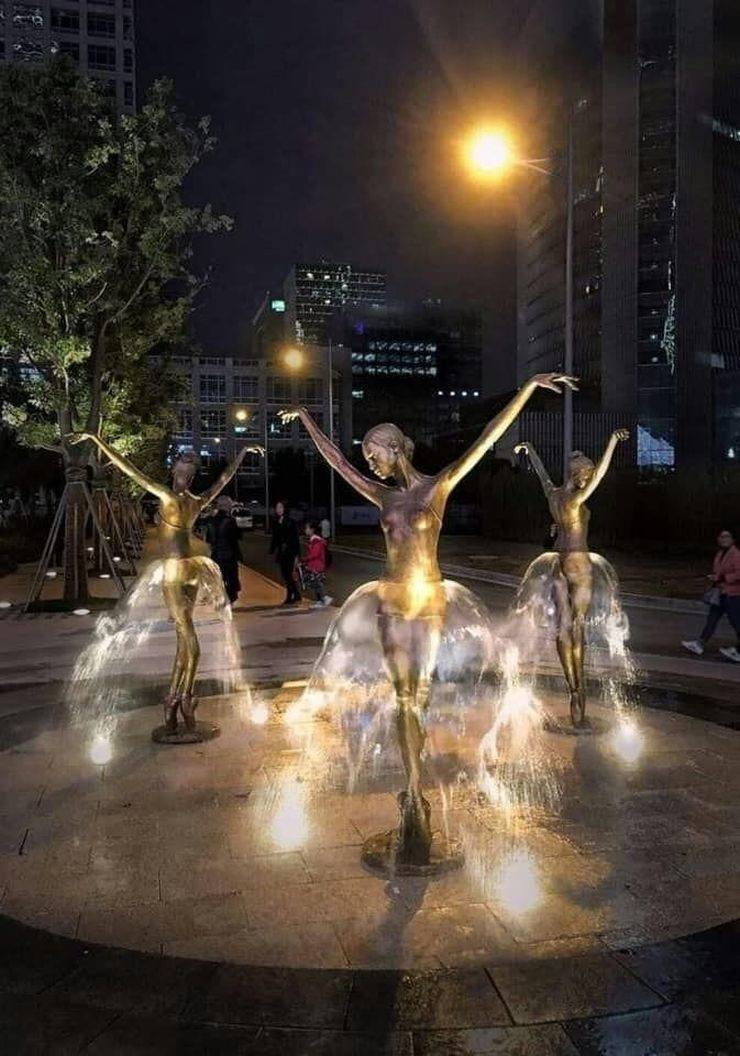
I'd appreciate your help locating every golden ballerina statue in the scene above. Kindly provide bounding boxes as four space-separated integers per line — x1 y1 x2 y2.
70 433 263 742
280 371 576 874
515 429 629 728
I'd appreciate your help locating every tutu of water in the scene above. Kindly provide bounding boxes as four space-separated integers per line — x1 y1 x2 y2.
67 556 246 751
280 579 500 798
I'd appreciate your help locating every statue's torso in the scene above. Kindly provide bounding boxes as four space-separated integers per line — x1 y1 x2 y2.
377 478 446 619
157 492 203 559
549 488 590 553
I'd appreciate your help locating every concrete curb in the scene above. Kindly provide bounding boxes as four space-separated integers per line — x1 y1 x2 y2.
332 545 705 615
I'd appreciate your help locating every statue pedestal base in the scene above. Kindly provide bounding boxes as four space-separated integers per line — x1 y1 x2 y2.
361 829 464 878
542 713 609 737
151 722 220 745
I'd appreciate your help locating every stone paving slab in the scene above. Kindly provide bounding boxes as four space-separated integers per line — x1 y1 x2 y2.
2 911 740 1052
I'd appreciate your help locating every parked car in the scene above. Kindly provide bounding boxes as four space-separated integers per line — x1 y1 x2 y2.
232 505 254 530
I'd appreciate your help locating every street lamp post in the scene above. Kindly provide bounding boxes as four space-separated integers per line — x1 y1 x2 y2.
463 116 576 477
263 405 270 535
563 110 575 479
327 338 336 539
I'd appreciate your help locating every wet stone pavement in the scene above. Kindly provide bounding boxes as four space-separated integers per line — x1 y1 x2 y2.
0 673 739 1053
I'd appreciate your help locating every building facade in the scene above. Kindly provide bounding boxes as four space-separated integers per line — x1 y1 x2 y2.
283 260 387 346
0 0 135 113
517 0 740 471
338 301 483 447
168 350 352 502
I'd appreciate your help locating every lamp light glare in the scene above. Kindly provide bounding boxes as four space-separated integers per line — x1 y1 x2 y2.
465 128 515 178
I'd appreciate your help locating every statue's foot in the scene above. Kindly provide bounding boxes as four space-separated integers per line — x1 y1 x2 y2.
181 692 197 732
163 693 179 732
396 790 433 865
570 690 586 728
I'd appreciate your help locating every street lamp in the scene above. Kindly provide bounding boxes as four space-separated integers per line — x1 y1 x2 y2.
463 127 515 180
282 342 337 539
462 115 575 477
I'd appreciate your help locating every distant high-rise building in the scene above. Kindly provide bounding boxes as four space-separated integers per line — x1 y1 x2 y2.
283 260 386 346
337 300 483 446
0 0 136 113
517 0 740 471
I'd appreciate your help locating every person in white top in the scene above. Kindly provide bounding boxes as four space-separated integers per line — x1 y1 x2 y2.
320 517 331 540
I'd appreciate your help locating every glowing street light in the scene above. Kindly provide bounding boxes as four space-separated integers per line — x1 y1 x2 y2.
461 113 575 477
234 408 249 422
464 127 515 180
283 347 305 372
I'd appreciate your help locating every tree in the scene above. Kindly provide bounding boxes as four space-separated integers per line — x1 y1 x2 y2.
0 59 230 601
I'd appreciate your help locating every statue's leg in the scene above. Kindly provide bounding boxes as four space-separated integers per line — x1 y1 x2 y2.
553 569 578 713
178 579 201 730
379 616 440 864
564 556 593 726
162 578 187 730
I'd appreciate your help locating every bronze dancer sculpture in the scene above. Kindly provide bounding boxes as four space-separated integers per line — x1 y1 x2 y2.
280 371 576 873
70 433 263 741
515 429 629 727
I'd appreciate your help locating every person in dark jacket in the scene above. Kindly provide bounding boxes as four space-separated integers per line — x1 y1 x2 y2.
207 496 242 604
269 500 301 604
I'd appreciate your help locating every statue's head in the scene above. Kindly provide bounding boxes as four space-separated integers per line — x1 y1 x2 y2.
362 423 415 480
172 450 198 493
568 451 595 490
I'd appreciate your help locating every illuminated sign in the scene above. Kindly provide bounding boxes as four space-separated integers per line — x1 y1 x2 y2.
271 299 286 312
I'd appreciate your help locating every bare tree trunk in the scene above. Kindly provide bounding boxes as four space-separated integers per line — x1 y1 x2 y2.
62 448 90 604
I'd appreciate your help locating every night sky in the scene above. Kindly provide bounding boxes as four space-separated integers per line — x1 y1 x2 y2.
138 1 534 393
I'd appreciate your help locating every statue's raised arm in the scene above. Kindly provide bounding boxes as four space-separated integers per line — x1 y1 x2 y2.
514 441 555 496
198 445 264 508
279 408 387 507
436 373 578 495
575 428 629 504
69 432 170 501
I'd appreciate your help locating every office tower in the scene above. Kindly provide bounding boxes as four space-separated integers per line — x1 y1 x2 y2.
338 300 483 445
0 0 136 113
517 0 740 470
283 260 387 346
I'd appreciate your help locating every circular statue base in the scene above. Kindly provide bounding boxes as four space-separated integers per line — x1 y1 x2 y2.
151 721 220 745
542 712 611 737
361 829 464 878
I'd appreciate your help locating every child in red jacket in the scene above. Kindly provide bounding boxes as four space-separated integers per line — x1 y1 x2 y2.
301 521 333 609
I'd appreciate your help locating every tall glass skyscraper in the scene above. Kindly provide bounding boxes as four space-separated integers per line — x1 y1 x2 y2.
282 261 387 346
517 0 740 470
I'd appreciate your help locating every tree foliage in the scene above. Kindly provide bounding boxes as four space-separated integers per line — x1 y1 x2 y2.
0 57 230 457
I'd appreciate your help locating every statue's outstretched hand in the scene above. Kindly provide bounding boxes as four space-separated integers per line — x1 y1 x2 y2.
531 373 579 393
244 445 265 458
278 408 303 424
613 428 630 443
66 432 92 445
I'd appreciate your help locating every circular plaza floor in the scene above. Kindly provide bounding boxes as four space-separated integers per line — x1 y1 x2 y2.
1 682 739 976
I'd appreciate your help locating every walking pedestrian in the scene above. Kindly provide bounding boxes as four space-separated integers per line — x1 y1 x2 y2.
300 520 333 609
269 501 301 604
320 516 331 540
682 529 740 663
207 495 242 605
